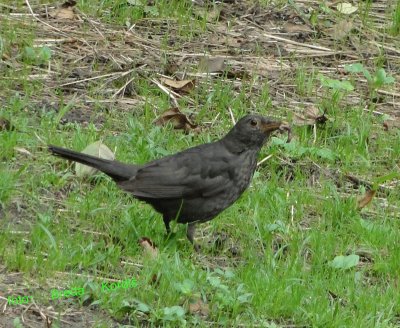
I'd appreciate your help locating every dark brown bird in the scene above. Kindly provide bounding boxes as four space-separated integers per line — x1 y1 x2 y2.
49 114 288 249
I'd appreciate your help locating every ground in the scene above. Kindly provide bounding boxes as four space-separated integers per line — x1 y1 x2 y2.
0 0 400 327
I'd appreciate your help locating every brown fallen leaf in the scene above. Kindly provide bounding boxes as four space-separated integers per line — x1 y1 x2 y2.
293 106 328 126
50 0 77 20
330 20 353 40
160 77 195 93
198 56 225 73
282 22 314 34
154 108 199 133
188 299 209 317
139 237 158 259
357 189 376 209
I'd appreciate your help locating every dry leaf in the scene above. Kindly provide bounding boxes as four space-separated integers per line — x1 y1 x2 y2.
154 108 199 133
198 56 225 73
337 3 358 15
282 22 313 34
160 77 195 93
357 189 376 209
331 20 353 40
189 299 209 316
50 0 76 20
139 237 158 259
293 106 328 126
75 141 115 178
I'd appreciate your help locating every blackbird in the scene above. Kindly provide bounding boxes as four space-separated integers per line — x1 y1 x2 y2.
49 114 288 249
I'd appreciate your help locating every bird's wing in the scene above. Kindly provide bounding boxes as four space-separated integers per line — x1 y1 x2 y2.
117 146 233 199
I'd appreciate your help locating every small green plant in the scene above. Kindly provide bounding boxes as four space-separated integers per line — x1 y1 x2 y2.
22 46 51 66
329 254 360 270
272 137 336 161
344 63 395 100
159 305 186 323
317 74 354 112
318 75 354 92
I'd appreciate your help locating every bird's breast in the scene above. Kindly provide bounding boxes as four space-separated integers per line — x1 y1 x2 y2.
234 150 258 183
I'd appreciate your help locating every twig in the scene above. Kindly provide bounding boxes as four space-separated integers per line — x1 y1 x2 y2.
150 78 179 107
210 112 221 127
228 107 236 125
111 75 136 98
257 154 273 166
313 124 317 144
57 68 135 88
263 33 334 52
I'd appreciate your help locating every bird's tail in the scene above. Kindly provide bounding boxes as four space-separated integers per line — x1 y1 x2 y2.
48 145 139 182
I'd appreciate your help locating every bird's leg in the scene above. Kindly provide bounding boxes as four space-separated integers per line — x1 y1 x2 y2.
163 216 171 235
187 223 200 252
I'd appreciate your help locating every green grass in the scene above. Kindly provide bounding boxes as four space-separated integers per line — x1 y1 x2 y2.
1 0 400 327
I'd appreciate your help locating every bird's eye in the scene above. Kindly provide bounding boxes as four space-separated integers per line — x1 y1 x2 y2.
250 119 258 126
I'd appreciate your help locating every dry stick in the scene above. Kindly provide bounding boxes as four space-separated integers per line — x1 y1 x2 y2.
370 40 400 55
31 300 73 325
257 154 273 166
22 303 36 324
263 33 334 52
35 38 75 43
377 89 400 98
57 68 136 88
210 112 221 127
84 98 142 104
111 64 147 98
111 75 136 99
362 105 385 116
120 260 144 268
150 78 179 108
228 107 236 125
313 124 317 144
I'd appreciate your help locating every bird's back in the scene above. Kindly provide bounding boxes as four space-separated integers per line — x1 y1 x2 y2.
119 140 259 224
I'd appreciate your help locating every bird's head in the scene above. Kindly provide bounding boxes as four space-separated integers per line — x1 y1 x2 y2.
223 114 288 152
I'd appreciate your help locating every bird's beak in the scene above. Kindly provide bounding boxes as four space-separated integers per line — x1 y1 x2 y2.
261 120 287 133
